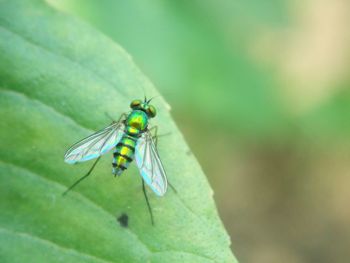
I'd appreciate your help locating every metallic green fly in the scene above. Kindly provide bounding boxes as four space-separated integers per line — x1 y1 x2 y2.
63 98 168 224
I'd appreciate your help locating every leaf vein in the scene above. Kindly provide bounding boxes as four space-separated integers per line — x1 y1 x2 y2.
0 22 127 97
0 227 115 263
0 89 95 134
0 160 153 259
0 89 223 262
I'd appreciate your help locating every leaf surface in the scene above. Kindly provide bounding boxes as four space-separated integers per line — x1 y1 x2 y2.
0 1 237 262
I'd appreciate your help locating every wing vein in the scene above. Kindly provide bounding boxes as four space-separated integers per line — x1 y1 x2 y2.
135 131 168 196
64 122 124 164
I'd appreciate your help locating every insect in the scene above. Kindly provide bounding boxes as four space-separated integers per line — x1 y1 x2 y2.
63 98 168 224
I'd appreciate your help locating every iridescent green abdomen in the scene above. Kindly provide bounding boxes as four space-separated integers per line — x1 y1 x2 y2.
112 110 149 176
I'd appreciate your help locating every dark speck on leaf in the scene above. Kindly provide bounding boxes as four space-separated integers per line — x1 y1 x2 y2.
117 213 128 228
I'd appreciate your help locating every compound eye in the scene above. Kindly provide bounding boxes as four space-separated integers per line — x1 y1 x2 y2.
130 99 142 109
147 105 157 118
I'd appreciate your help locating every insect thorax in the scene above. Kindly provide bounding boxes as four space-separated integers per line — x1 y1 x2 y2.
125 110 148 136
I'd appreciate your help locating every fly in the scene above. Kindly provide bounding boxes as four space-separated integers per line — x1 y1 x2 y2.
63 98 168 225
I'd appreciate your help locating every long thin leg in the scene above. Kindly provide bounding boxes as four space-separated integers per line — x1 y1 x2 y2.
105 112 128 123
149 126 172 147
62 157 101 196
142 179 154 226
156 132 172 139
148 126 158 146
168 181 177 194
117 113 128 122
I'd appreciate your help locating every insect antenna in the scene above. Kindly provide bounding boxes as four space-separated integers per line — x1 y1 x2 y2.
140 86 147 103
141 179 154 225
146 95 160 104
62 156 101 196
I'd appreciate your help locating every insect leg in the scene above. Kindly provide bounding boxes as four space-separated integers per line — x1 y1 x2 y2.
62 156 101 196
117 112 128 123
142 179 155 226
149 126 172 147
168 181 178 194
105 112 128 123
148 125 159 146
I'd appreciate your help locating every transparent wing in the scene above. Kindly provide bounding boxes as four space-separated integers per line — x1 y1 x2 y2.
135 131 168 196
64 122 125 164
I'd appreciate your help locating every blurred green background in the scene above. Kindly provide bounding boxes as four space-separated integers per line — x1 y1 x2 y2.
49 0 350 262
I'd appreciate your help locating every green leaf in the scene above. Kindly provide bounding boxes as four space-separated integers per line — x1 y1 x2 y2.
0 1 237 262
49 0 289 139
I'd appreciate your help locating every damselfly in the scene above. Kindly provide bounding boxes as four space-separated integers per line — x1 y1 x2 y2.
63 98 168 224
